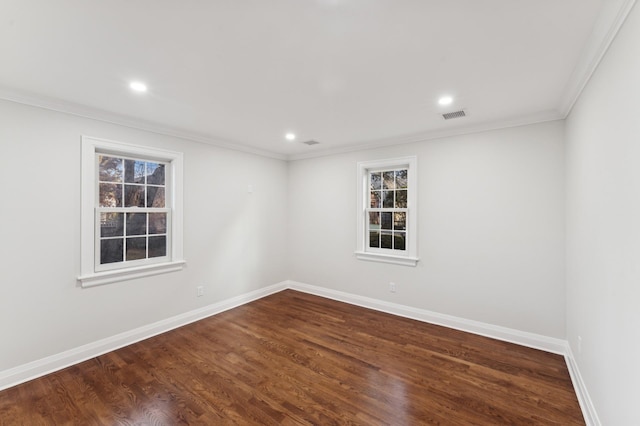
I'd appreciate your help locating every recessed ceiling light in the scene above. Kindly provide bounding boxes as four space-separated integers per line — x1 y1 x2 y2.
438 95 453 106
129 81 148 93
285 133 296 141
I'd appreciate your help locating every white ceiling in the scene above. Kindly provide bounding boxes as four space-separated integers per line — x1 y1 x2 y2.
0 0 627 159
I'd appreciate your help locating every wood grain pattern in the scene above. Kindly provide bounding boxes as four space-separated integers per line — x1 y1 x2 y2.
0 290 584 425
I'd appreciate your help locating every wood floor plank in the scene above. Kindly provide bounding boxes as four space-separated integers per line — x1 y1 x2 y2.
0 290 584 425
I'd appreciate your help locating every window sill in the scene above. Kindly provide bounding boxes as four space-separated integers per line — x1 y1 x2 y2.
355 251 418 267
78 260 186 288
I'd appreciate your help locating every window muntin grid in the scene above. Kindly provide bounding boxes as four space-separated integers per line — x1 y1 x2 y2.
367 168 408 252
95 154 170 270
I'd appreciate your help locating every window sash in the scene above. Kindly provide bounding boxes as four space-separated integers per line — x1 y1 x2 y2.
94 208 172 272
364 209 409 253
95 153 170 209
94 151 173 271
365 167 409 254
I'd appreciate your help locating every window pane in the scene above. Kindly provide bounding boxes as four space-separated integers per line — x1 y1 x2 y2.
395 190 407 208
126 213 147 236
99 183 122 207
147 186 165 208
146 163 165 185
383 191 394 208
149 213 167 234
369 212 380 230
100 212 124 237
394 212 406 231
99 156 123 182
369 231 380 248
394 232 406 250
381 232 393 249
381 212 392 230
100 239 123 264
124 185 145 207
125 160 146 184
126 237 146 261
370 191 381 208
383 171 395 189
370 172 381 190
149 236 167 258
395 169 408 189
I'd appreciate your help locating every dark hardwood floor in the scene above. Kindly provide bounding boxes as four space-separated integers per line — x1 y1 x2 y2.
0 290 584 425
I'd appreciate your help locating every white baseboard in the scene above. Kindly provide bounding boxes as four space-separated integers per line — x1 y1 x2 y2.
286 280 600 425
0 281 288 392
287 281 567 354
565 346 601 426
0 279 599 426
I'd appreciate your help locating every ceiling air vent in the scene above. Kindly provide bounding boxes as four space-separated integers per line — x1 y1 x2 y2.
302 140 320 146
442 110 466 120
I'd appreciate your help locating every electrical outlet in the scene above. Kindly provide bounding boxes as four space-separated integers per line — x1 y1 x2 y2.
197 286 205 297
389 282 396 293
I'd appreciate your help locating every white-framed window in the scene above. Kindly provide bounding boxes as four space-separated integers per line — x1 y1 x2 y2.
78 136 185 287
356 156 418 266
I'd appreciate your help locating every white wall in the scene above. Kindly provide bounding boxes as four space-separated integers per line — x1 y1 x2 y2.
0 99 288 372
565 2 640 424
288 121 566 338
0 6 637 422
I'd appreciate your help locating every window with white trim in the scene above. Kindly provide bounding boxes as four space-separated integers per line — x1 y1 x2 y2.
79 136 185 287
356 156 418 266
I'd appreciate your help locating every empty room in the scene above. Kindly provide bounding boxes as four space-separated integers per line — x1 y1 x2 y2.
0 1 638 424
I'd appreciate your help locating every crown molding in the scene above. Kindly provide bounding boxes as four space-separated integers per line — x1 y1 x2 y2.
0 86 561 162
290 0 638 162
2 0 634 164
287 110 563 161
0 87 287 161
558 0 637 117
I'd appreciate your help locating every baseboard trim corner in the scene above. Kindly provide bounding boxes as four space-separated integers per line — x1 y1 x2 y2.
0 281 288 392
565 346 601 426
